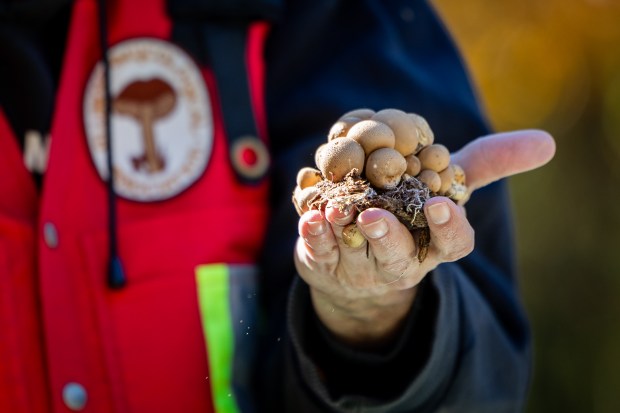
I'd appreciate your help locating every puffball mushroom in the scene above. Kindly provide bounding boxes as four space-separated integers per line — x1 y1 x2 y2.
328 117 361 141
346 119 396 156
438 164 456 194
417 169 442 193
342 223 366 248
445 164 468 201
296 167 323 189
340 108 375 120
318 137 366 182
365 147 407 189
452 164 466 184
314 143 327 169
409 113 435 153
293 185 321 215
404 153 422 176
417 144 451 173
371 109 419 156
447 183 467 201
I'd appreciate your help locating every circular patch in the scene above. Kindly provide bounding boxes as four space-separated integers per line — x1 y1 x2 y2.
231 135 270 180
83 38 213 202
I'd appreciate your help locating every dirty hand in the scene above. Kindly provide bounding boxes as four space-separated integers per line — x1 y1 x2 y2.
294 130 555 348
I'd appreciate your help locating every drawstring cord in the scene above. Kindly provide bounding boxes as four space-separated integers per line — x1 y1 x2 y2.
97 0 126 289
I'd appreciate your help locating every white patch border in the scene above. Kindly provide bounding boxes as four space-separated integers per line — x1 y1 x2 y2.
83 37 213 202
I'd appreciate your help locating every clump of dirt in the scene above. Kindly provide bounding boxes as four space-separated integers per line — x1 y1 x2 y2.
304 169 433 262
309 169 430 230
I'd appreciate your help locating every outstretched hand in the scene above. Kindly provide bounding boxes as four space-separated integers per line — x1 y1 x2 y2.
294 130 556 348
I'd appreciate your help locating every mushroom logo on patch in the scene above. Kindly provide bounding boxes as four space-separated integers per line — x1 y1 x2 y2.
83 38 213 201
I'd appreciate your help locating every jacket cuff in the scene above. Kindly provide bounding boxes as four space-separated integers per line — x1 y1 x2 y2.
285 267 459 410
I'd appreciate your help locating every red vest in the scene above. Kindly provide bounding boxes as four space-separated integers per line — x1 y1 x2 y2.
0 0 270 411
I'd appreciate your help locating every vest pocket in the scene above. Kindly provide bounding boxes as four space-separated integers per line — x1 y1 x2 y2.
78 205 266 412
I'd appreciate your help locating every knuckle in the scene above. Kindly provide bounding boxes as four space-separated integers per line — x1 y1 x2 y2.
380 254 415 277
309 242 338 259
443 233 475 261
436 221 475 261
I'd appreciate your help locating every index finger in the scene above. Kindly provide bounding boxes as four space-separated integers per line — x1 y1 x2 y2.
453 129 556 192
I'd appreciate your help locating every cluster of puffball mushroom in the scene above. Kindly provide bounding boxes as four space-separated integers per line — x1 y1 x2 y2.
292 108 468 253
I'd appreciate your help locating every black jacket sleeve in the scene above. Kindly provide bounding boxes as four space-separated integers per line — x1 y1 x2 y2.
256 1 531 412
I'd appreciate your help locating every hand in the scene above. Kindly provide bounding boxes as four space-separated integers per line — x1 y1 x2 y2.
294 130 555 348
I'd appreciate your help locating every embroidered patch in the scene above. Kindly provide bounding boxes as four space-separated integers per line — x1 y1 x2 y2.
83 38 213 202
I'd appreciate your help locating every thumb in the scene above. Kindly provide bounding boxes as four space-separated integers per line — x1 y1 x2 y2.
452 129 556 192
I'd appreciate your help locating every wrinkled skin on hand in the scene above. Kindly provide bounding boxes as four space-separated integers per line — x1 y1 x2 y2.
294 130 556 349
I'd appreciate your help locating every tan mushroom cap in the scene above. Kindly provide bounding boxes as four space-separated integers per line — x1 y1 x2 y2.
328 116 361 141
314 143 327 169
346 119 395 156
293 185 321 216
340 108 375 120
408 113 435 152
371 108 419 156
452 164 466 184
318 137 365 182
417 144 451 172
446 164 467 202
404 153 422 176
342 223 366 248
365 147 407 189
447 182 468 202
296 167 323 189
292 187 304 216
438 164 456 194
417 169 442 193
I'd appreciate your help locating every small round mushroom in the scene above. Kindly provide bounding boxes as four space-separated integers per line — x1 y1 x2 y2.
447 183 468 202
417 169 441 193
417 144 451 173
445 164 468 202
365 147 407 189
408 113 434 153
404 153 422 176
293 185 321 216
342 223 366 248
318 137 366 182
296 167 323 189
292 186 304 216
328 116 361 141
314 143 327 169
340 108 375 120
452 164 466 184
438 164 456 194
371 109 419 156
346 119 396 156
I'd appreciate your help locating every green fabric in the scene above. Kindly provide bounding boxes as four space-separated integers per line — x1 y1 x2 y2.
196 264 240 413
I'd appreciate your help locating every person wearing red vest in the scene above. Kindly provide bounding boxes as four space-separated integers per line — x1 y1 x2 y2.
0 0 555 412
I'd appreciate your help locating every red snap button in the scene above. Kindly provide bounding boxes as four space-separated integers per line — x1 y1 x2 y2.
231 136 270 180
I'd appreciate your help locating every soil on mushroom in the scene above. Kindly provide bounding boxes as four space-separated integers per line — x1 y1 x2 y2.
308 169 433 262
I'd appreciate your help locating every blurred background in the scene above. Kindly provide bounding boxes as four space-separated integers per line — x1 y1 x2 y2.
431 0 620 411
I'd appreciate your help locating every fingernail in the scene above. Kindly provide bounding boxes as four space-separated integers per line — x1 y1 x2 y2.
307 220 326 235
361 218 388 239
333 215 351 226
333 209 354 226
428 202 451 225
